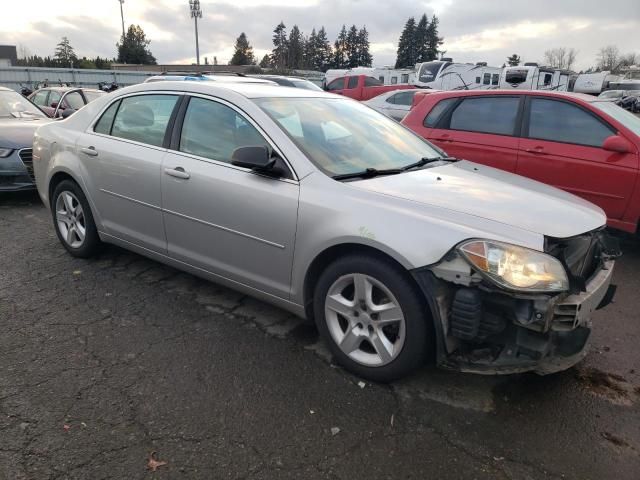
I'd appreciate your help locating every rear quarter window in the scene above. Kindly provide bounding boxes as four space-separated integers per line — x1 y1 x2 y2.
423 97 458 128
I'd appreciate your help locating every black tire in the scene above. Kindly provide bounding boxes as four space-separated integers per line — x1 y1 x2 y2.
313 254 432 382
51 180 102 258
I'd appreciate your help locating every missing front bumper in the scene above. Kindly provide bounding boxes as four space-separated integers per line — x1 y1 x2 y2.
414 260 616 375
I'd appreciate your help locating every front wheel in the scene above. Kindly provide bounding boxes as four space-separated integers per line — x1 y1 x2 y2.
51 180 102 258
313 255 432 382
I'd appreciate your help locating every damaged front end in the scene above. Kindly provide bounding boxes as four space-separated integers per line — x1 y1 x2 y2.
413 229 621 375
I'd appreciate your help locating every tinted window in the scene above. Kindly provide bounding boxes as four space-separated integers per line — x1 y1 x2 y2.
111 95 179 147
528 98 613 147
364 76 382 87
347 76 358 89
424 97 458 128
449 97 520 135
475 76 481 84
391 77 398 84
392 91 417 106
483 73 491 85
94 100 121 135
32 90 48 106
506 69 528 85
491 74 499 86
179 97 269 164
64 92 85 110
542 73 552 86
401 74 409 83
327 78 344 91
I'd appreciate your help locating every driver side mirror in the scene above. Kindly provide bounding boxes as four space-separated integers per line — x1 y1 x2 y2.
602 135 634 154
231 146 285 177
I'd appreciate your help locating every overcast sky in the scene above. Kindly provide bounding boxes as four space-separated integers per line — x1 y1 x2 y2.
2 0 639 71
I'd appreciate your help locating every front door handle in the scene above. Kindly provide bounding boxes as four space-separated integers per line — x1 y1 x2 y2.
525 147 547 155
80 146 98 157
164 167 190 180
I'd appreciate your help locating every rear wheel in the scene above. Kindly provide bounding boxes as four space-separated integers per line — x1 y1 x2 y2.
313 255 431 382
52 180 101 258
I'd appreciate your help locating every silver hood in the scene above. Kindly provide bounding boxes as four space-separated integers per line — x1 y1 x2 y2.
352 160 606 239
0 117 50 149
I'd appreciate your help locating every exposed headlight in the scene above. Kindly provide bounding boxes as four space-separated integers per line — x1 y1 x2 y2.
458 240 569 292
0 148 13 158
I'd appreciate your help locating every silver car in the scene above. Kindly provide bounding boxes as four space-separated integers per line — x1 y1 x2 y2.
33 81 618 381
0 87 50 191
364 89 420 121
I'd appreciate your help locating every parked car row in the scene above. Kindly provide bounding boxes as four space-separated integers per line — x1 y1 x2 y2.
27 80 621 382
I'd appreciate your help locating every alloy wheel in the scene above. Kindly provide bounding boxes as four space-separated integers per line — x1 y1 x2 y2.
55 191 86 249
324 273 406 367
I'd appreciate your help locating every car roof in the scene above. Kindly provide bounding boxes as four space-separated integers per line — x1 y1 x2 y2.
0 86 12 92
34 87 105 93
423 89 599 103
144 74 275 85
115 80 331 99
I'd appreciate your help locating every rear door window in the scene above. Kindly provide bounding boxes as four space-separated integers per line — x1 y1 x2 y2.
347 77 358 89
111 94 179 147
94 100 121 135
364 76 382 87
527 98 613 147
449 97 520 135
391 91 417 106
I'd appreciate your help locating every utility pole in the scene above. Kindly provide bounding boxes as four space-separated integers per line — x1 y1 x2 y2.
118 0 126 40
189 0 203 65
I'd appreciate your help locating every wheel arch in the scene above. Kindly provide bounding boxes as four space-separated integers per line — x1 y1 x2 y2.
302 242 427 322
48 170 80 208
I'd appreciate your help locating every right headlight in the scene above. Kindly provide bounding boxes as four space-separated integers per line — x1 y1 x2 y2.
458 239 569 293
0 148 13 158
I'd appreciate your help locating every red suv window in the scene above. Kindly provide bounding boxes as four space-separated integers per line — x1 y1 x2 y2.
448 97 521 136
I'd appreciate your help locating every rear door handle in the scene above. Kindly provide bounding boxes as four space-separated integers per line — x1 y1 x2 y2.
437 134 453 142
525 147 547 155
164 167 190 180
80 146 98 157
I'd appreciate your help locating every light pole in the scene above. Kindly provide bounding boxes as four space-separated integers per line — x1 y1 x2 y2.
189 0 203 65
118 0 125 40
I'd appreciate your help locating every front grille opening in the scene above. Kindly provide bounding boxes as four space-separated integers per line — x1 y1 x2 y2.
19 148 35 182
546 229 605 292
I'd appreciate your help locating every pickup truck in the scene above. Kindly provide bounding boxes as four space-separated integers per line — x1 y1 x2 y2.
324 75 416 101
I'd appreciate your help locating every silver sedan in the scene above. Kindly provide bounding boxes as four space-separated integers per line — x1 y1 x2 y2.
33 81 617 381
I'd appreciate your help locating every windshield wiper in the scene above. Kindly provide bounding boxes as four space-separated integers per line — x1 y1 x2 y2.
401 156 457 171
332 167 404 181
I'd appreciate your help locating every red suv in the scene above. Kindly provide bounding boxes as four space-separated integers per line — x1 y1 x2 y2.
403 90 640 233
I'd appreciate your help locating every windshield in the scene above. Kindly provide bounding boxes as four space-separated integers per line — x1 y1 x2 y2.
291 80 323 91
418 62 444 83
598 90 624 99
593 101 640 136
256 97 442 177
0 91 45 118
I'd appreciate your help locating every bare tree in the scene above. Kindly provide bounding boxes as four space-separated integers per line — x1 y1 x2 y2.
544 47 578 70
596 45 620 71
618 52 638 67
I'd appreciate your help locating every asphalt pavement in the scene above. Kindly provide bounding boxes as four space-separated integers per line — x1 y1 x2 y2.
1 191 639 479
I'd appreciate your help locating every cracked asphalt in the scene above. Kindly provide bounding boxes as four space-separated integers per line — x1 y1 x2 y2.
1 191 639 480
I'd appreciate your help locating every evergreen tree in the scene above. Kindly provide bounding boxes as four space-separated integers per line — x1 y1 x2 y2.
259 54 271 68
346 25 360 68
425 15 443 61
395 17 417 68
54 37 77 67
288 25 304 69
304 28 318 70
272 22 288 70
333 25 348 69
230 32 255 65
357 27 373 67
414 14 429 63
117 25 156 64
507 54 521 66
316 27 333 71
